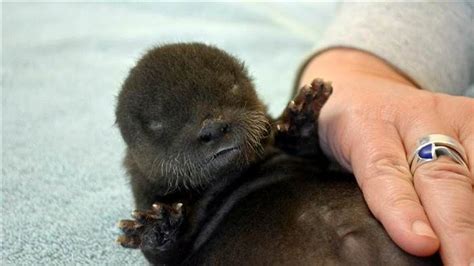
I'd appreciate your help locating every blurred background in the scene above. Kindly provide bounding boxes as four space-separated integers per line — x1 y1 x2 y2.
2 2 339 265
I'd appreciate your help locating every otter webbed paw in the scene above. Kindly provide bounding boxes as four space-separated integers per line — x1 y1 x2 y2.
117 202 185 263
275 78 332 158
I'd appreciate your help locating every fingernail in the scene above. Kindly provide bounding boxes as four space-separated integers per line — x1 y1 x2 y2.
469 257 474 266
412 220 437 239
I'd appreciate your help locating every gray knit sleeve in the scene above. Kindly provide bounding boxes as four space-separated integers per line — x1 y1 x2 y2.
314 2 474 95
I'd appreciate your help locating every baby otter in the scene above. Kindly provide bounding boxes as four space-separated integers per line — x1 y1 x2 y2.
115 43 439 265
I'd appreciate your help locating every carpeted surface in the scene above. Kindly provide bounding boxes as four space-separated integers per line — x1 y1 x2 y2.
2 3 338 265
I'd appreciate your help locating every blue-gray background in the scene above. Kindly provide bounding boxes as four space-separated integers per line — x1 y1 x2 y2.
2 2 338 265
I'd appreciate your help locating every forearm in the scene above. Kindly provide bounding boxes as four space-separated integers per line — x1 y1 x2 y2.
298 48 415 89
308 2 474 94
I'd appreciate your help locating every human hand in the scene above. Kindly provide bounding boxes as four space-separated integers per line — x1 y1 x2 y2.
299 48 473 265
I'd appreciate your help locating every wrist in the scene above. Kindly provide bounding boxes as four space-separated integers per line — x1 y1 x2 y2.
299 48 417 89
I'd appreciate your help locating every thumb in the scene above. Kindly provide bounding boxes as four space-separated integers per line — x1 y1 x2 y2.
334 119 440 256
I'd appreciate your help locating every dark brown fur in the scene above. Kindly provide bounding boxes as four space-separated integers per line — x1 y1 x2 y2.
115 43 439 265
116 43 270 208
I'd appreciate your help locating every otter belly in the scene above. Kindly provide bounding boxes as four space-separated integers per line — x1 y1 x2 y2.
186 155 440 266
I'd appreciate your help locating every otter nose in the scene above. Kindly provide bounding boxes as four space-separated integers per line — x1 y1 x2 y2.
198 120 230 143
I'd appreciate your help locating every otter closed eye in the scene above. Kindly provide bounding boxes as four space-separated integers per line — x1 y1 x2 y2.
148 121 163 131
231 84 239 94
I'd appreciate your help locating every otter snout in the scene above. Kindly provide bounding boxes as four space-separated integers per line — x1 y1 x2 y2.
198 119 231 143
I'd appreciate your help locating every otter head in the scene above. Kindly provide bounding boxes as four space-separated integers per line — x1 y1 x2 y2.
116 43 270 193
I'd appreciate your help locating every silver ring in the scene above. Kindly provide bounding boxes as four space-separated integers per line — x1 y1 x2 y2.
409 134 468 174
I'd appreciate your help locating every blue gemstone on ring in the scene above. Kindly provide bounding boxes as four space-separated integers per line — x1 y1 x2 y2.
418 143 433 159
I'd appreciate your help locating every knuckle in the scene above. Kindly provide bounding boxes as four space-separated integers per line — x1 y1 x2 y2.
415 160 472 186
360 155 418 220
362 152 411 185
370 189 420 221
381 194 419 217
437 212 474 236
358 153 425 222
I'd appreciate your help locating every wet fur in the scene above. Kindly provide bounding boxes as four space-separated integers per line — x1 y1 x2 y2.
116 43 440 265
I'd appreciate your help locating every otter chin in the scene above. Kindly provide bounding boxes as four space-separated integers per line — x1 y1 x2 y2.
115 43 440 266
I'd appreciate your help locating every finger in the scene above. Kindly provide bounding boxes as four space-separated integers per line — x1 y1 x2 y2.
452 96 474 175
399 97 474 265
456 100 474 263
117 219 143 235
116 235 141 249
413 157 474 265
348 121 440 256
131 209 160 225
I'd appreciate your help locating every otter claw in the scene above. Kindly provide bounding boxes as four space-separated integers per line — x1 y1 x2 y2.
288 100 297 111
276 123 288 132
152 203 162 211
301 85 313 96
173 202 183 212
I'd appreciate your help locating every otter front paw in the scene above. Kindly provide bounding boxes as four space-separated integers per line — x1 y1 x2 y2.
275 78 332 158
117 202 184 253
